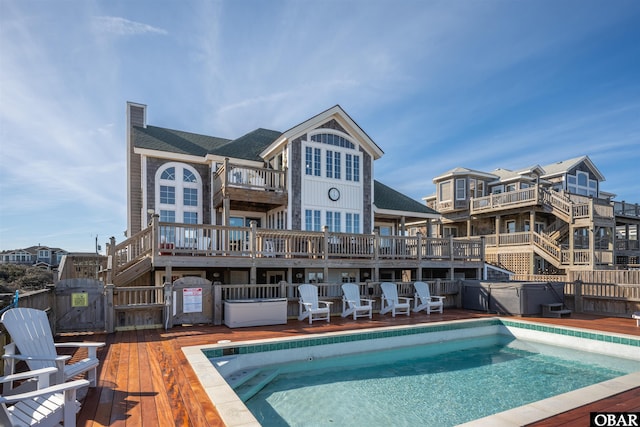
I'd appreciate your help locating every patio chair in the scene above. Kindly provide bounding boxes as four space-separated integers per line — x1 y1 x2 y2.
298 284 332 324
380 282 411 317
1 308 105 389
0 367 89 427
412 281 445 314
341 283 373 320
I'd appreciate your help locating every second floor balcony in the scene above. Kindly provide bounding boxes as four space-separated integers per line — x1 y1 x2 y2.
212 160 288 210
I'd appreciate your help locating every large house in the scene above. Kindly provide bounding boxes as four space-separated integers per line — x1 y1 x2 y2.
424 156 640 277
115 102 484 287
0 245 67 269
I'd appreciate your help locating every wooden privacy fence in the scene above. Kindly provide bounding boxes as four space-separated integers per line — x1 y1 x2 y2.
564 281 640 316
2 278 640 334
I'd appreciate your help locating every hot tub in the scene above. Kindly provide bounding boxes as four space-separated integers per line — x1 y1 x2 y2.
462 281 565 316
224 298 288 328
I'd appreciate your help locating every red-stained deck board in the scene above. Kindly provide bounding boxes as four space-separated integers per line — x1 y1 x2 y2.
61 311 639 427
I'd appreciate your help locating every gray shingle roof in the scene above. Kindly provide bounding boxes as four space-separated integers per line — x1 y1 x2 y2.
133 125 282 161
133 126 231 156
540 155 589 177
374 180 438 215
215 128 282 161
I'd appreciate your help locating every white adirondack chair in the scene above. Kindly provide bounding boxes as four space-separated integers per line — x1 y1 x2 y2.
341 284 373 320
413 281 445 314
1 308 105 389
298 284 332 324
380 282 412 317
0 367 89 427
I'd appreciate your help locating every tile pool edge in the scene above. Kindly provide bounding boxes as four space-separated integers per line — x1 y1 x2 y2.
182 344 262 427
182 317 640 427
458 371 640 426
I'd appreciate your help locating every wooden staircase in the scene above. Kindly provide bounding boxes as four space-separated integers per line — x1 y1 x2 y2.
532 231 562 268
113 257 152 286
541 218 569 243
110 226 154 286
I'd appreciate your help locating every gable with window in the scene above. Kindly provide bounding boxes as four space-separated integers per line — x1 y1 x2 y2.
304 132 360 182
566 170 597 197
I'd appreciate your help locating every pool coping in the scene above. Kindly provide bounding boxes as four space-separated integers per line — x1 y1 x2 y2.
182 317 640 427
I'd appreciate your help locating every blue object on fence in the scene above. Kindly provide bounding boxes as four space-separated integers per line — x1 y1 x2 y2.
0 290 19 315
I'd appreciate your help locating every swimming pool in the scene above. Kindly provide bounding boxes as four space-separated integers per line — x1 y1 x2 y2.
182 318 640 426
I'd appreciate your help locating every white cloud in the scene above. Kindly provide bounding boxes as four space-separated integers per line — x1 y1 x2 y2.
92 16 168 36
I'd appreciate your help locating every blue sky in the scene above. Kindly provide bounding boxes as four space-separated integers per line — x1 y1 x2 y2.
1 0 639 253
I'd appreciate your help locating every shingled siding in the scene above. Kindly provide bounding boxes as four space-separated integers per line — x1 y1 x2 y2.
145 158 212 224
362 148 372 234
290 135 304 229
128 105 145 235
129 105 145 127
317 118 348 134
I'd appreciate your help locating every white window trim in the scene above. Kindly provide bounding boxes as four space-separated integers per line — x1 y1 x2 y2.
455 178 466 200
155 162 203 224
304 132 359 183
439 180 452 202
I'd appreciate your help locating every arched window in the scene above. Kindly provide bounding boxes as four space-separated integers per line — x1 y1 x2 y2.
305 131 360 182
155 163 202 226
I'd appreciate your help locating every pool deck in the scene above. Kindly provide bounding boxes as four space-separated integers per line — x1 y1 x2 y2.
63 309 640 426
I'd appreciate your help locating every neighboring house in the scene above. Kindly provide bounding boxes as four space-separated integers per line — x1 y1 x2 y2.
0 245 67 269
424 156 640 277
117 102 483 286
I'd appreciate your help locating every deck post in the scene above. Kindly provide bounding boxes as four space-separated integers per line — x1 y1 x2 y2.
163 281 174 330
104 283 114 333
151 214 159 264
213 281 222 325
250 220 257 259
449 235 454 262
373 231 380 282
250 221 257 285
416 231 423 282
279 280 287 299
107 236 116 283
573 280 583 314
322 226 329 280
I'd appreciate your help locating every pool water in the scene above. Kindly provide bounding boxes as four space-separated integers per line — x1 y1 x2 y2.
244 335 638 426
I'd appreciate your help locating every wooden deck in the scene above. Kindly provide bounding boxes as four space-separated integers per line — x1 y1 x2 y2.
61 310 640 426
